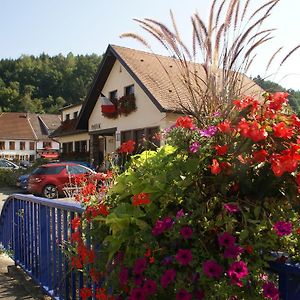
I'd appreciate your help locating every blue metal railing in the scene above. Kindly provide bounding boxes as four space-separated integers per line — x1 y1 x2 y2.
0 193 84 300
1 193 300 299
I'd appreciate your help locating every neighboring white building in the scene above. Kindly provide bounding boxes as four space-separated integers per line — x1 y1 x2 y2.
50 103 90 161
75 45 263 167
0 112 61 162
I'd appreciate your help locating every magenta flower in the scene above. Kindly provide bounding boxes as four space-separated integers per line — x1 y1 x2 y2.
180 226 193 239
176 289 193 300
162 216 174 230
273 221 293 237
224 245 244 259
194 290 205 300
133 273 144 286
143 279 157 295
189 142 200 153
129 287 146 300
152 220 166 236
199 126 217 137
203 259 223 279
263 282 279 300
176 209 185 219
224 203 240 213
133 258 147 274
119 267 128 286
175 249 193 265
160 269 176 288
228 261 248 280
218 232 236 248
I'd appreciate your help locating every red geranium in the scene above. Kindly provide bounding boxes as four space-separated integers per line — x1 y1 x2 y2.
119 140 136 153
175 116 194 129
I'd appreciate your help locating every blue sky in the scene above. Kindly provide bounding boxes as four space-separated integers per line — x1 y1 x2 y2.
1 0 300 89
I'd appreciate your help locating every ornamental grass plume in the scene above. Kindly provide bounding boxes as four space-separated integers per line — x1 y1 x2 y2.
121 0 300 127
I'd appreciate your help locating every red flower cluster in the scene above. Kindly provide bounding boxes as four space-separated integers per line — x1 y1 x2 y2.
132 192 151 206
119 140 136 154
175 116 194 129
85 203 109 221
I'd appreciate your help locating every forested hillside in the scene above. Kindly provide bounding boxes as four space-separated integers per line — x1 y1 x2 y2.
0 53 101 113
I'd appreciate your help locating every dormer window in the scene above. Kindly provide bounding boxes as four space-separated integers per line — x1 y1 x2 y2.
125 85 134 96
109 90 118 100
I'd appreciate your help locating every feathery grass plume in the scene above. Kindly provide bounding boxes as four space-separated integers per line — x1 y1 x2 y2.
266 47 282 71
280 45 300 66
122 0 299 126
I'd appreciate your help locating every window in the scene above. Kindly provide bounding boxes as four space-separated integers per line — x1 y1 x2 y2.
121 127 160 153
81 140 87 152
9 141 15 150
32 166 65 175
73 111 78 119
65 114 70 121
0 141 5 150
67 165 91 175
75 141 80 153
20 141 26 150
30 142 35 150
66 142 73 153
109 90 118 100
125 85 134 96
43 141 52 149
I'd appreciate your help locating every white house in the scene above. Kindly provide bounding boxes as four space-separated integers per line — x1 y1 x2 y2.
0 112 61 162
75 45 263 167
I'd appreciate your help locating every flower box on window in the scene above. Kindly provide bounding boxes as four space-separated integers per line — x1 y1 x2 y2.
100 96 118 119
118 94 137 116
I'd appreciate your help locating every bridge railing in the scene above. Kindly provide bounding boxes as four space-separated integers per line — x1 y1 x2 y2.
1 193 300 299
0 193 84 300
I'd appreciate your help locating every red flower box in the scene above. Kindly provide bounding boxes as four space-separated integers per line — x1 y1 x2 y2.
101 105 117 113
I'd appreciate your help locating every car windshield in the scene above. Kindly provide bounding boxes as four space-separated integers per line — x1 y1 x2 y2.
67 165 94 175
32 166 65 175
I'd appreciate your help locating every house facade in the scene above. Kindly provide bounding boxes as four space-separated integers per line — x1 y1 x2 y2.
50 103 90 161
0 112 61 162
75 45 263 167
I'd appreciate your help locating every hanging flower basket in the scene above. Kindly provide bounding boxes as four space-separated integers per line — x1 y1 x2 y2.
118 94 137 116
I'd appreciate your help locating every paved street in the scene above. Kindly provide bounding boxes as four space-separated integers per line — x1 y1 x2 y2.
0 187 23 212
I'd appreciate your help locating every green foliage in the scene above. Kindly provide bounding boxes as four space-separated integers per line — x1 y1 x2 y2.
0 169 22 187
0 53 101 113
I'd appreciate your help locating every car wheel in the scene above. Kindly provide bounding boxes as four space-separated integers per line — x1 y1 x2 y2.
43 184 58 199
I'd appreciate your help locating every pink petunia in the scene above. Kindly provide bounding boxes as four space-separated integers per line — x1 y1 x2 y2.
273 221 293 237
228 261 248 280
175 249 193 265
224 203 240 213
176 289 193 300
218 232 236 248
180 226 193 239
224 245 244 259
203 260 223 279
263 281 279 300
160 269 176 288
143 279 157 295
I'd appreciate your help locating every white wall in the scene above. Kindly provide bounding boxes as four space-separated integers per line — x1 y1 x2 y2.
0 140 36 160
62 104 82 121
89 60 167 151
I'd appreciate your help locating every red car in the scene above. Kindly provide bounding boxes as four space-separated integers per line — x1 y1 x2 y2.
28 162 102 199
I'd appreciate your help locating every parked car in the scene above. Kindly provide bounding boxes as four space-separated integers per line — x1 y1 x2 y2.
0 159 20 170
27 162 102 199
16 173 30 190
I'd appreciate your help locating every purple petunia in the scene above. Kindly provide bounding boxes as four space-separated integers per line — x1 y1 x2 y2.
203 260 223 279
176 289 193 300
152 220 166 236
175 249 193 265
143 279 157 295
218 232 236 248
199 126 217 137
133 258 147 274
189 142 200 153
160 269 176 288
119 267 128 286
224 203 240 213
176 209 185 219
224 245 244 259
273 221 293 237
263 281 279 300
162 216 174 230
129 287 146 300
194 290 205 300
180 226 193 240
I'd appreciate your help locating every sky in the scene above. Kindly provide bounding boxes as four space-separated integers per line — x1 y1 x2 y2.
1 0 300 90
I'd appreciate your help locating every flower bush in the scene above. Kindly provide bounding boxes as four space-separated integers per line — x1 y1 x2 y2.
70 92 300 299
